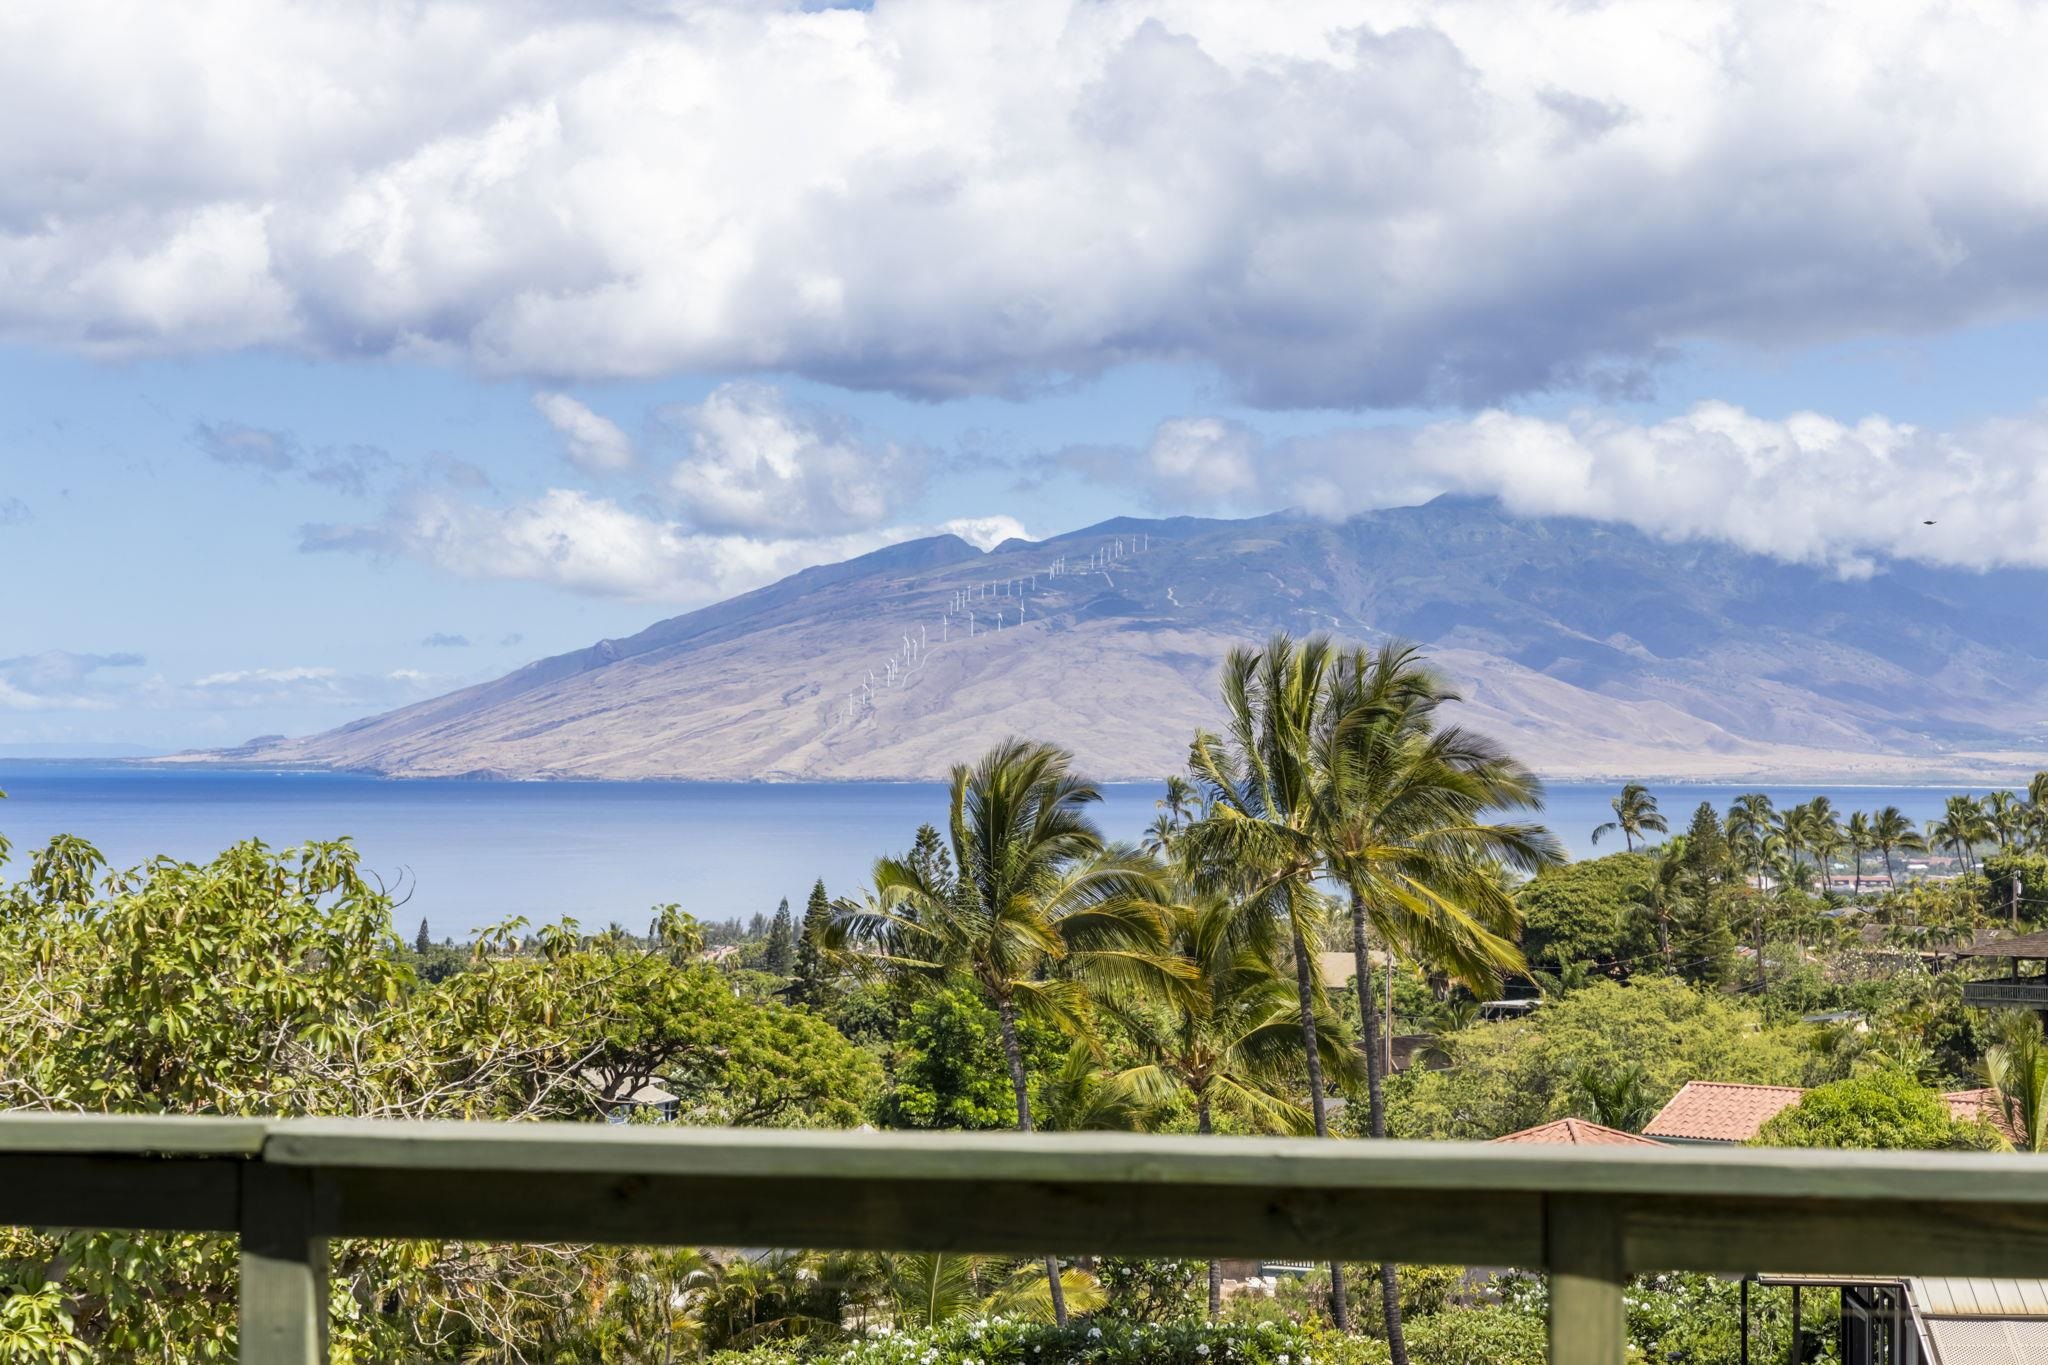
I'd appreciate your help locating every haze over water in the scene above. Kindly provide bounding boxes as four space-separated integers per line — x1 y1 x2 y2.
0 764 1989 942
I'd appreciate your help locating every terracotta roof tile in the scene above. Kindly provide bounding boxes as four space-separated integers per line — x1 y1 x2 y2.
1943 1088 2024 1144
1492 1117 1665 1147
1642 1080 1806 1142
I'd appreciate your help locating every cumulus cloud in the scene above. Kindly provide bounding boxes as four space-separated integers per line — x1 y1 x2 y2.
302 486 1024 602
663 382 918 534
1082 401 2048 574
533 392 634 472
9 1 2048 405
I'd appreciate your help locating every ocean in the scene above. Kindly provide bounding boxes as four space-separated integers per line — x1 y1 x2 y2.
0 763 1995 941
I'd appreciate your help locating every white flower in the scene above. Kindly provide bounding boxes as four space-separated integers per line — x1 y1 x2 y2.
1279 1355 1290 1364
1197 1347 1210 1357
1088 1327 1102 1339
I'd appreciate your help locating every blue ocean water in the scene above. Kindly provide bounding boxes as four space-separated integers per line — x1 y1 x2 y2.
0 763 1997 941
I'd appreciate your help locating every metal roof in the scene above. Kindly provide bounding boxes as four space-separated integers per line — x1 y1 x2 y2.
1911 1278 2048 1319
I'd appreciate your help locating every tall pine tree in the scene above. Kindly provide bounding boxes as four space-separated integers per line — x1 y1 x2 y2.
414 917 431 954
792 879 832 1007
762 898 795 975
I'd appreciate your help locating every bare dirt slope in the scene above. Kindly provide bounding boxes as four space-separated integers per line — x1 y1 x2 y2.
198 500 2048 782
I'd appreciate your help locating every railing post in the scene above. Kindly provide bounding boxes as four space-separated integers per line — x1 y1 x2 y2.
239 1163 328 1365
1546 1194 1625 1365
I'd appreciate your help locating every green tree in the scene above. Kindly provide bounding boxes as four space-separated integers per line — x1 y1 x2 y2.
1723 792 1777 890
1754 1070 1976 1150
414 916 432 953
1573 1062 1656 1132
882 990 1059 1131
1929 794 1991 873
792 879 832 1007
1871 805 1925 887
1590 782 1667 853
1982 1016 2048 1152
762 898 796 975
1515 853 1658 970
1092 893 1359 1318
831 738 1176 1326
1390 977 1804 1140
1180 634 1353 1327
1309 641 1560 1365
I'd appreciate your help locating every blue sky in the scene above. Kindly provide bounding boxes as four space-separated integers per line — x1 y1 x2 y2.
8 0 2048 750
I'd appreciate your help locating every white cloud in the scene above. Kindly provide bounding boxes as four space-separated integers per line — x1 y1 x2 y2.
302 486 1026 602
664 382 918 534
9 1 2048 405
533 391 634 472
1099 400 2048 574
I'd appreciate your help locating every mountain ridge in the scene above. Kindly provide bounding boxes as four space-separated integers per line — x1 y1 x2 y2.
187 500 2048 783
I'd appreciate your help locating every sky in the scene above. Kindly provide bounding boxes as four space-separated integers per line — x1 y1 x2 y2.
8 0 2048 751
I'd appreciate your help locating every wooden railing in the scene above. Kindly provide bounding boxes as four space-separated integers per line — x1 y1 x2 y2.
1961 977 2048 1008
4 1114 2048 1363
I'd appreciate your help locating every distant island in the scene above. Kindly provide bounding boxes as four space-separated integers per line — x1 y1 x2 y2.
171 497 2048 784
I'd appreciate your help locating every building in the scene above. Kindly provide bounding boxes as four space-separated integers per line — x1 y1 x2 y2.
1751 1274 2048 1364
1643 1080 2021 1145
1950 930 2048 1011
1491 1117 1664 1147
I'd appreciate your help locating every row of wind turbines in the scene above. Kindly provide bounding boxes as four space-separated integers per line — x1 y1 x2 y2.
827 534 1150 728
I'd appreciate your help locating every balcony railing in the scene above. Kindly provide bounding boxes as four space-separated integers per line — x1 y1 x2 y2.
1962 977 2048 1009
4 1114 2048 1363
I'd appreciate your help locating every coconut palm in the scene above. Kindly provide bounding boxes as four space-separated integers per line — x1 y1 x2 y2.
2025 772 2048 850
1986 790 2025 851
829 737 1178 1325
1180 634 1356 1329
1591 782 1667 853
1804 797 1843 891
1845 811 1872 896
1574 1061 1657 1133
1871 806 1925 888
1724 793 1777 890
1929 795 1992 873
1094 893 1360 1317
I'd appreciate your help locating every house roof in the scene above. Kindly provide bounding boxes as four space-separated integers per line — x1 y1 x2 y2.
1645 1079 2023 1146
1314 950 1390 990
1642 1081 1805 1142
1953 929 2048 959
1491 1117 1664 1148
1943 1087 2025 1144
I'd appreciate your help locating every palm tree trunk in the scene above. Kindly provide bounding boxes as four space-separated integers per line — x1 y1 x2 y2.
1882 845 1895 887
997 996 1068 1328
1348 890 1408 1364
1286 915 1349 1332
1199 1096 1222 1321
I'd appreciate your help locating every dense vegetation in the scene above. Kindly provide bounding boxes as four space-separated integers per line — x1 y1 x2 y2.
2 634 2044 1362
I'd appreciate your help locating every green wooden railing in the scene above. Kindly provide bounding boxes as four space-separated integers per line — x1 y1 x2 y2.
4 1115 2047 1363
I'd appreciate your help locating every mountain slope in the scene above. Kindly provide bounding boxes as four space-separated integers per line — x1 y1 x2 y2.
212 500 2048 782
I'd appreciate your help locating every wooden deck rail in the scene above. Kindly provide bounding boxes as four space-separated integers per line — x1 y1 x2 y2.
5 1115 2048 1363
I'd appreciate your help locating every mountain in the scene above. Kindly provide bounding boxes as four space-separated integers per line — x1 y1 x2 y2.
200 498 2048 783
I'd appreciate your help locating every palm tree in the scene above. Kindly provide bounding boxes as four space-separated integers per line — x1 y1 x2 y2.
1804 797 1842 891
1724 793 1777 890
1983 1017 2048 1153
1871 806 1925 888
2025 772 2048 850
1591 782 1667 852
1930 795 1991 873
1987 790 2025 851
1181 634 1356 1330
869 1252 1103 1329
1574 1062 1657 1132
830 738 1177 1325
1845 811 1872 896
1158 773 1197 827
1094 893 1360 1317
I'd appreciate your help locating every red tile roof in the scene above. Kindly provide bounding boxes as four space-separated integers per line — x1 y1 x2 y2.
1492 1117 1664 1147
1943 1087 2024 1143
1643 1081 1806 1142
